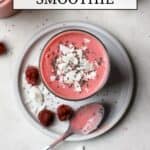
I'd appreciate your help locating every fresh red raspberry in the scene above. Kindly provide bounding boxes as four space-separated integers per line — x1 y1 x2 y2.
0 42 7 55
57 105 74 121
25 66 39 85
38 109 54 127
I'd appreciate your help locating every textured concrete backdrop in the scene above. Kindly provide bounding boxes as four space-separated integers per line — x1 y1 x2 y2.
0 0 150 149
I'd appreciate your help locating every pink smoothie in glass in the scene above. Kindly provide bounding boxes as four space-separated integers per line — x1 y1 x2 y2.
0 0 16 18
40 30 110 100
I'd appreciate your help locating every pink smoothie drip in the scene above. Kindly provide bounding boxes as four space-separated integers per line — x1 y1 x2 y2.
70 103 104 135
0 0 17 18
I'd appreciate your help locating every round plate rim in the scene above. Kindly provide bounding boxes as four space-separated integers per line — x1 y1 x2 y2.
13 21 134 141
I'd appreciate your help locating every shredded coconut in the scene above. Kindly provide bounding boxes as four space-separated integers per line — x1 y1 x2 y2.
50 43 97 92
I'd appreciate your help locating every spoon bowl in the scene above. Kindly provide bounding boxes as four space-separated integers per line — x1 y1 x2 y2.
44 103 105 150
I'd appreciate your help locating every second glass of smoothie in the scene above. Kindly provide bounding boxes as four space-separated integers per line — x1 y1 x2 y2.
0 0 17 18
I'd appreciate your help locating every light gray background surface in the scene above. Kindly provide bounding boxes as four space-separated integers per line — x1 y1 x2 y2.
0 0 150 149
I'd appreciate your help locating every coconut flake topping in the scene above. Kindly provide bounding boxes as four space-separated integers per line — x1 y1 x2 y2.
50 43 97 92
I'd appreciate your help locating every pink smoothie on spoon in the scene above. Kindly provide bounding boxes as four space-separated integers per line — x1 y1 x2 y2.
40 30 110 100
44 103 105 150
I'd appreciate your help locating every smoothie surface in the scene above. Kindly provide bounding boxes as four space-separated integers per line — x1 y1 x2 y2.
40 30 110 100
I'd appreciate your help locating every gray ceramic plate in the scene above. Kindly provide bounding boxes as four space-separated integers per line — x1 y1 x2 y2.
14 22 134 141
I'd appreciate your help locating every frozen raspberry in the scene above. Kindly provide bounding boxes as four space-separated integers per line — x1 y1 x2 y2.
38 109 54 127
0 42 7 55
57 105 74 121
25 66 39 85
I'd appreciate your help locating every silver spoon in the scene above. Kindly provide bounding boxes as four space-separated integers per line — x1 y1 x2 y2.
44 103 105 150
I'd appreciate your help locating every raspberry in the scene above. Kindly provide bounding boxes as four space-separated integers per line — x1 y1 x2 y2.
38 109 54 127
25 66 39 85
0 42 7 55
57 105 74 121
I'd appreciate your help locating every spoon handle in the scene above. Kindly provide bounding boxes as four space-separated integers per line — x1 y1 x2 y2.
45 129 73 150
